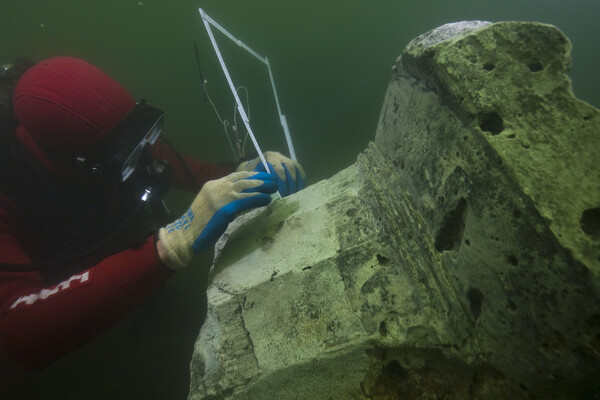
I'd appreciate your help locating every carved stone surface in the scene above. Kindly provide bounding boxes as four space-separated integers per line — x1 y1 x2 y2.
188 21 600 399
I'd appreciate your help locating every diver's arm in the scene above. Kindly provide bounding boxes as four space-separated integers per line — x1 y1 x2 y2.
0 234 172 370
0 170 277 369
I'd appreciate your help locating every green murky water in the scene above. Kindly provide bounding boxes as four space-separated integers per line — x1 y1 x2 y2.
2 1 598 398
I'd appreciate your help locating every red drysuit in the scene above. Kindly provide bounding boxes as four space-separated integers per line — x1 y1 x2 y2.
0 138 233 369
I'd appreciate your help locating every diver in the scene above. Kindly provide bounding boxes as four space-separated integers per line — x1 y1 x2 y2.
0 57 305 370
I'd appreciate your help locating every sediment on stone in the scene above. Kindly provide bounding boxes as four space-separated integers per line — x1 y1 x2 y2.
188 21 600 400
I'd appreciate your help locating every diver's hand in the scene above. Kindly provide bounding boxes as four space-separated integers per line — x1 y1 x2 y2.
237 151 306 197
158 171 277 269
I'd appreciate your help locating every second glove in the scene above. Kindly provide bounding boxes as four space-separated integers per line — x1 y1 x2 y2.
237 151 305 197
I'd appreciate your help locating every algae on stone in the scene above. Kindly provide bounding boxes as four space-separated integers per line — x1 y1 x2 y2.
386 20 600 274
189 21 600 399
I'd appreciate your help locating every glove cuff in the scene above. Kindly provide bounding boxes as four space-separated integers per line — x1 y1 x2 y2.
158 195 213 269
158 227 193 269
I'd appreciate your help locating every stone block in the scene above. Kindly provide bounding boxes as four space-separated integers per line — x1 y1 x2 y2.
189 21 600 399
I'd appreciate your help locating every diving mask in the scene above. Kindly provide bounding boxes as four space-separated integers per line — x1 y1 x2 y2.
76 100 164 182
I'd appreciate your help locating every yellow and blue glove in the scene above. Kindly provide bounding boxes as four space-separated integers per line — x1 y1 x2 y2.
237 151 305 197
158 171 277 269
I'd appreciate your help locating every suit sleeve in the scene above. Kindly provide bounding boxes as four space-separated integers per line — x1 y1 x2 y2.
0 198 173 369
0 138 227 369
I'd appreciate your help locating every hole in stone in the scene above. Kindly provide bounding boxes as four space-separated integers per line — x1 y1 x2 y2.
465 239 471 247
482 62 495 71
507 255 519 266
520 383 528 391
435 198 468 252
379 321 388 336
376 254 390 265
581 208 600 238
528 61 543 72
507 133 516 139
478 112 504 135
583 115 591 121
366 354 410 396
513 209 522 219
382 360 408 382
467 288 484 320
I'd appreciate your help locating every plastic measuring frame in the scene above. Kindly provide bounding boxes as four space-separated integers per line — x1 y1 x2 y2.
198 8 297 175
